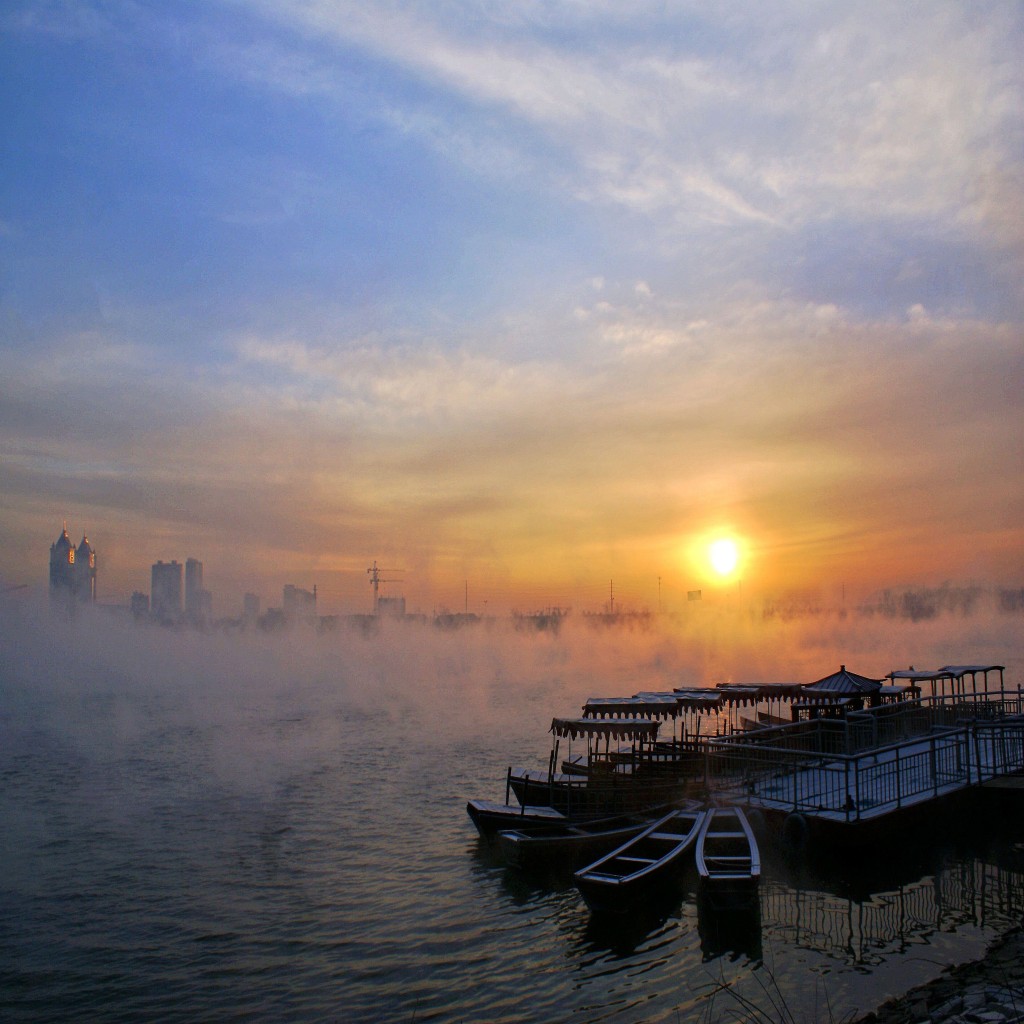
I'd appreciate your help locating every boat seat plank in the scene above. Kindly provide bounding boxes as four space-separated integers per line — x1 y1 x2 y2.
647 832 686 841
614 856 656 865
707 830 747 839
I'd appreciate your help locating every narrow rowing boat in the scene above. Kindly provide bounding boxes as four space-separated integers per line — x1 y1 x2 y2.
573 807 706 914
694 806 760 907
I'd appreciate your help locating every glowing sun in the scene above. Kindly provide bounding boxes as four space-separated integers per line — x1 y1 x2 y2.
708 538 739 577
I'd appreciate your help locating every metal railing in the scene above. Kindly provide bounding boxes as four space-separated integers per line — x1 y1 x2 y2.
704 706 1024 821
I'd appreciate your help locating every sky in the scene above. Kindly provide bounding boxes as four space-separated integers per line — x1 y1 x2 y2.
1 1 1022 617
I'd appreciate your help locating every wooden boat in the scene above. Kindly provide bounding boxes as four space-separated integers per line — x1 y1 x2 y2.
695 806 760 906
506 716 690 814
466 799 586 840
506 766 591 810
573 807 706 914
497 801 695 871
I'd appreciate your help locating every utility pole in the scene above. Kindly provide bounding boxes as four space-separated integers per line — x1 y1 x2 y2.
366 561 404 614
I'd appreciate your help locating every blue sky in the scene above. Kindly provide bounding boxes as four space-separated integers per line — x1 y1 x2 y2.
2 2 1022 613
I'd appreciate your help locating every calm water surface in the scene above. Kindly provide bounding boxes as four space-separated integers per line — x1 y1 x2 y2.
2 610 1022 1023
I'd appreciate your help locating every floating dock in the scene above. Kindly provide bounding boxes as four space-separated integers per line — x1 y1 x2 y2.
698 680 1023 848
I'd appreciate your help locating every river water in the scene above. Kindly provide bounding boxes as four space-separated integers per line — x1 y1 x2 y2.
2 598 1022 1023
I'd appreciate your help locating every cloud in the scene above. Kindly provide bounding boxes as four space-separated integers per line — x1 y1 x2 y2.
234 1 1022 249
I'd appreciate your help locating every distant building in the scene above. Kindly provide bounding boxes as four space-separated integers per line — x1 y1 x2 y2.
377 596 406 618
184 557 212 624
49 522 97 607
151 560 183 622
283 584 317 622
131 590 149 617
243 592 260 622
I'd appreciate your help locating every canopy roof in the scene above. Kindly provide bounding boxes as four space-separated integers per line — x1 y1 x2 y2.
940 664 1005 678
803 664 884 696
673 688 723 712
878 684 918 697
888 669 954 682
582 694 679 720
550 717 660 741
716 682 805 704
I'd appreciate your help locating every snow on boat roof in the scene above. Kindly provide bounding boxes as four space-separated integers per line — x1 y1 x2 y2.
550 717 661 741
888 669 955 682
939 664 1006 677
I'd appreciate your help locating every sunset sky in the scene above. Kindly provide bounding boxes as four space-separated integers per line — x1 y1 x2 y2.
1 2 1022 616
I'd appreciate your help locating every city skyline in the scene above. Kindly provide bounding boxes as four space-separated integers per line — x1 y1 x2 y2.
2 4 1022 614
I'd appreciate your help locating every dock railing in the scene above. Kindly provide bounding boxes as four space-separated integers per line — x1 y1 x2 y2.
703 690 1024 822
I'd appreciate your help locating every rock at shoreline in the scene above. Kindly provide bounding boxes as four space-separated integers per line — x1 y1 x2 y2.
854 928 1024 1024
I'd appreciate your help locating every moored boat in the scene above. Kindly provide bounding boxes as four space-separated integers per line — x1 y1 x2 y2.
466 799 583 840
695 805 760 906
506 716 688 814
498 801 695 871
573 806 706 915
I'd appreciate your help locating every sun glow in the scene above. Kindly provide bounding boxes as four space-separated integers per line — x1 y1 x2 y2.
708 538 740 577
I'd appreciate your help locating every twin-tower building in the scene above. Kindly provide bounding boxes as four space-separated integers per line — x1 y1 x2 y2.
150 558 212 623
49 522 97 606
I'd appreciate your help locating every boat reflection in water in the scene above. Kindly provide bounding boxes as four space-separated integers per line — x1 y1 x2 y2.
582 898 689 958
761 844 1024 971
531 825 1024 1024
697 890 763 962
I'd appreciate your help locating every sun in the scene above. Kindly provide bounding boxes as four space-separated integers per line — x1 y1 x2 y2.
708 538 739 577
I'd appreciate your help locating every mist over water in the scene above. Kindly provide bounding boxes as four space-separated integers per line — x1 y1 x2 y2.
2 594 1022 1023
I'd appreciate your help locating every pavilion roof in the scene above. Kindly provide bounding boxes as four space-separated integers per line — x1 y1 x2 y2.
802 664 883 696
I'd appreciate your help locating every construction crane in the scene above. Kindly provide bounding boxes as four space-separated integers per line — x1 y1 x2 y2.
366 561 404 614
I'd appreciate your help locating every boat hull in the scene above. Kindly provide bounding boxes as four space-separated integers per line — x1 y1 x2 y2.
466 799 574 839
573 808 706 915
497 804 686 871
695 806 760 908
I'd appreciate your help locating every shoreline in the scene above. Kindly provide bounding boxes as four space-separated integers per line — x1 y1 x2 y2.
853 926 1024 1024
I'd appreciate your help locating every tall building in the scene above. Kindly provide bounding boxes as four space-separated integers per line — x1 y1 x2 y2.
184 557 212 623
151 560 183 622
283 583 317 622
243 592 260 622
49 522 97 607
185 558 203 613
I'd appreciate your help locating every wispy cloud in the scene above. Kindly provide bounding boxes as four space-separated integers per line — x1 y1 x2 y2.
235 1 1022 245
